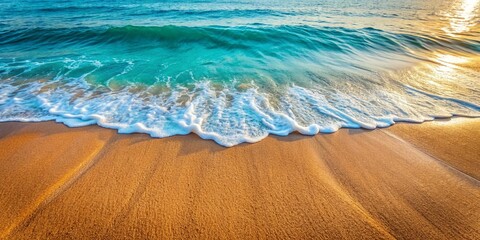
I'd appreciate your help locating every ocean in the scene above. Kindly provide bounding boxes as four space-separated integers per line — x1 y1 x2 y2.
0 0 479 146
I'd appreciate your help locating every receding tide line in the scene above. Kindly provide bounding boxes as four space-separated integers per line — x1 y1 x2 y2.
0 139 108 239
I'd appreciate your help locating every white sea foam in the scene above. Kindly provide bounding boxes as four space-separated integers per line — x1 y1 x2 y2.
0 65 478 146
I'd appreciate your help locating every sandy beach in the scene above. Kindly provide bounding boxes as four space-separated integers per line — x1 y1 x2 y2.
0 118 479 239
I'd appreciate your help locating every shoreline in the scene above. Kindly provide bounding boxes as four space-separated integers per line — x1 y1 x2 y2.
3 115 480 147
0 118 479 239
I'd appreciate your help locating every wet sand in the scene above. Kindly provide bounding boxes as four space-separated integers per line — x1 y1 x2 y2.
0 118 479 239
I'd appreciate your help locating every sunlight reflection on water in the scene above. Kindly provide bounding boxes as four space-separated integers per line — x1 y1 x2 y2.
443 0 479 34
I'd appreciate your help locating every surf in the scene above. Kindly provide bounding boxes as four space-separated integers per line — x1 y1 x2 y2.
0 1 479 146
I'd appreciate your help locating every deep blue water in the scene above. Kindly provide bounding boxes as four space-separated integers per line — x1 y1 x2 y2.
0 0 479 146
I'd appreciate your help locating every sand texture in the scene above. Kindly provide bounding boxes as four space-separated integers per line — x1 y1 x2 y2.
0 118 479 239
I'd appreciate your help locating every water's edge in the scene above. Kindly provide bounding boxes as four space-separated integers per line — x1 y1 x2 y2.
2 115 478 147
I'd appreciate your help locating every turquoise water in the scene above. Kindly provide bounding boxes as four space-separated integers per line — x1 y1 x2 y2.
0 0 479 146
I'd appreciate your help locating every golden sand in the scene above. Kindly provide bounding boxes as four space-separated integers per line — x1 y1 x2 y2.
0 118 479 239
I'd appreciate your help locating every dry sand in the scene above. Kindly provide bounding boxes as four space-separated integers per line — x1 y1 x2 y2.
0 118 479 239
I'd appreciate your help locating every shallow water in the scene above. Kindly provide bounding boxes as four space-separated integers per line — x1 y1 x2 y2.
0 0 479 146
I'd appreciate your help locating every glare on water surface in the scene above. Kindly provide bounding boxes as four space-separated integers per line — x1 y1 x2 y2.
443 0 480 34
